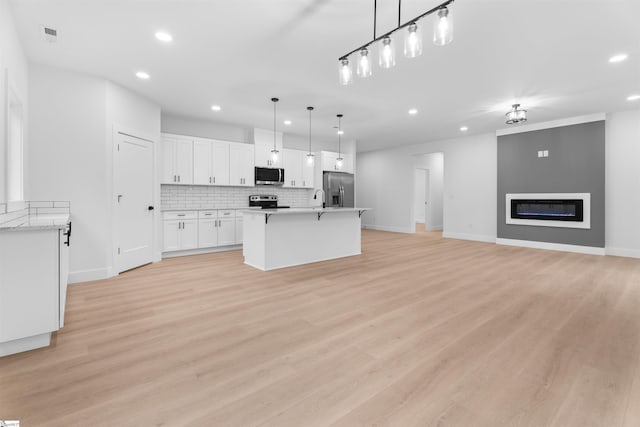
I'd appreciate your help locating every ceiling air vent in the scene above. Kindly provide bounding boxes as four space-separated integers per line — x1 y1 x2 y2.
42 26 58 43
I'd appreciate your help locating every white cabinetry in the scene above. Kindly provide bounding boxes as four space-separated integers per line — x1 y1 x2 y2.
162 135 193 184
163 212 198 251
193 139 230 186
235 216 244 244
254 128 283 167
321 151 353 173
229 143 255 186
283 149 314 188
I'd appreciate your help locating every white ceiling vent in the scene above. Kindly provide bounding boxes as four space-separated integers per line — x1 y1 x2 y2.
42 26 58 42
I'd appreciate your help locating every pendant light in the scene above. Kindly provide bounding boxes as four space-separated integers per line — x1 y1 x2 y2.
404 22 422 58
306 106 315 165
505 104 527 124
357 48 372 77
336 114 344 169
270 97 279 162
339 58 353 85
433 6 453 46
378 36 396 68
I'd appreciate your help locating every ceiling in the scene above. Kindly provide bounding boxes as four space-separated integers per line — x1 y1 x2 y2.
9 0 640 152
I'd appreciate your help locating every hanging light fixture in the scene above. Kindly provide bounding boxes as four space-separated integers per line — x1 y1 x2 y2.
404 23 422 58
306 106 315 165
336 114 344 169
339 58 353 85
505 104 527 124
357 48 372 77
271 97 279 162
433 6 453 46
338 0 455 83
378 36 396 68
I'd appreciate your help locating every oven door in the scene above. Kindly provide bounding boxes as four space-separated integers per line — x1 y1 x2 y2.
255 167 284 185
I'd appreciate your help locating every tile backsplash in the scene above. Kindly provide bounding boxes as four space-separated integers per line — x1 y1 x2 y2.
161 185 317 210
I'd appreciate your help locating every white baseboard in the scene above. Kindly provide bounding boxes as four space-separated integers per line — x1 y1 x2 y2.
68 267 112 284
496 238 605 255
162 245 242 259
605 247 640 259
443 232 496 243
362 224 414 234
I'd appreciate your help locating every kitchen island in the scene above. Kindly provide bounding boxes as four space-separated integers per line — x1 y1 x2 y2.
242 207 370 271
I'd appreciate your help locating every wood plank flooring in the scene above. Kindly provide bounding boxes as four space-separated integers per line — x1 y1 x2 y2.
1 230 640 426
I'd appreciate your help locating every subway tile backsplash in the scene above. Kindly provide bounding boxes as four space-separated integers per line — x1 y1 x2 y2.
161 185 315 210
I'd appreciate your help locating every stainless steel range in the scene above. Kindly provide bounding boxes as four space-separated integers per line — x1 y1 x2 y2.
248 195 290 209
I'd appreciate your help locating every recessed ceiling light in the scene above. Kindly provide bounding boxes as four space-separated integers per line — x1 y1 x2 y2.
460 126 468 132
609 53 628 63
627 94 640 101
408 108 418 115
337 130 345 135
211 105 222 111
155 31 173 43
283 120 292 125
135 71 150 79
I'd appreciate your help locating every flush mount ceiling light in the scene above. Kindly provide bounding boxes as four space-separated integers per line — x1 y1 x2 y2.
306 107 315 165
459 126 468 131
283 120 292 125
336 114 344 168
338 0 454 85
609 53 628 63
135 71 150 79
271 97 280 162
628 94 640 101
211 105 221 111
506 104 527 124
155 31 173 43
408 108 418 115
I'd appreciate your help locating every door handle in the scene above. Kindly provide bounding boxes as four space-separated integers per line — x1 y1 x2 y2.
148 206 154 211
117 195 123 203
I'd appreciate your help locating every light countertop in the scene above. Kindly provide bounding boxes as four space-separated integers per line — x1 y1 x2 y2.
242 207 370 215
162 207 262 212
0 214 71 232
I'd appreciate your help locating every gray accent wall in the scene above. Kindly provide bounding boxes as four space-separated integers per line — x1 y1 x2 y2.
497 121 605 247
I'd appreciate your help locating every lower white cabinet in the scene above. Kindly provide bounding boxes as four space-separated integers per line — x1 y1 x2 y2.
197 211 235 248
235 216 244 244
163 212 198 252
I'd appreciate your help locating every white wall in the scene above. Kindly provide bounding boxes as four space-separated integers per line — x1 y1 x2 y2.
413 168 426 223
0 0 29 203
605 109 640 258
358 133 496 241
29 64 161 282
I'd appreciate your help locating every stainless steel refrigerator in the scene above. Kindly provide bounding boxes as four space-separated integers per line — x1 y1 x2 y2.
323 171 355 208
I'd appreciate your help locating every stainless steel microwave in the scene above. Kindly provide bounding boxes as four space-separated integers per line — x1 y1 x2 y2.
255 167 285 185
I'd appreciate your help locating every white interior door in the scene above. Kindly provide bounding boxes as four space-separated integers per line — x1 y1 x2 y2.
115 132 154 273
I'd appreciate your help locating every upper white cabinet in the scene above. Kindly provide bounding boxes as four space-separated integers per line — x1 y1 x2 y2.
229 143 255 186
162 135 193 184
254 128 283 168
283 149 314 188
321 151 353 174
193 138 230 186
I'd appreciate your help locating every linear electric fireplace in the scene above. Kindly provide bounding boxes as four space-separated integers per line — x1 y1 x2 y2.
505 193 591 229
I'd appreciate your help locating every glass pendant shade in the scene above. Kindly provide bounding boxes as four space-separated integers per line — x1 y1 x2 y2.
378 36 396 68
271 150 279 162
336 157 344 169
306 153 315 165
404 23 422 58
505 104 527 124
339 58 353 85
356 48 372 77
433 7 453 46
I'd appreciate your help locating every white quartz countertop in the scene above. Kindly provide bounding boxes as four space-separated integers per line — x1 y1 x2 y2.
242 207 371 215
162 207 262 212
0 214 71 232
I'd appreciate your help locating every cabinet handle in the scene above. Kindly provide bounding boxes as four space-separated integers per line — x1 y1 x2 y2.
209 177 212 184
213 176 216 184
178 175 181 183
178 222 181 229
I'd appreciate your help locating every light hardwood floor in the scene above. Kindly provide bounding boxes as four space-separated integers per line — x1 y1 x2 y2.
1 230 640 426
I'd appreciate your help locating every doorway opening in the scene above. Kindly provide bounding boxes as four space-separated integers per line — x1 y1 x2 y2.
413 152 444 234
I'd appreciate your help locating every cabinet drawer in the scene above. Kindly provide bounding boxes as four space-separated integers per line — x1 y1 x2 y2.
164 211 197 220
218 209 236 218
198 211 218 219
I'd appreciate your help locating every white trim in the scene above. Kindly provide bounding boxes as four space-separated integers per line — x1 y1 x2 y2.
162 245 242 258
506 193 590 229
443 232 496 243
68 267 112 284
362 224 414 233
605 247 640 259
0 332 51 357
496 113 606 136
496 238 605 255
